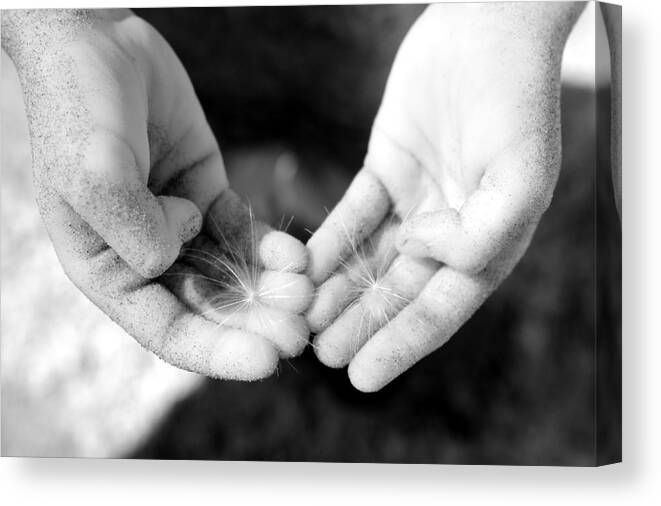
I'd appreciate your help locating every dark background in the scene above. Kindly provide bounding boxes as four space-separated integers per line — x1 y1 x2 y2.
129 5 621 465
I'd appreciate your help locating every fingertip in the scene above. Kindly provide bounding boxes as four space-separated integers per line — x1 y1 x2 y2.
396 210 493 273
260 230 308 273
306 274 352 333
395 211 435 248
159 195 203 243
394 223 407 250
234 305 309 360
273 313 310 359
348 360 384 393
313 305 368 369
394 223 426 258
180 206 203 243
132 196 202 278
211 329 279 381
305 232 329 284
347 328 406 393
312 333 350 369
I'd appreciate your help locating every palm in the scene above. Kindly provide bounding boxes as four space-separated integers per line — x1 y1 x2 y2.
369 6 555 218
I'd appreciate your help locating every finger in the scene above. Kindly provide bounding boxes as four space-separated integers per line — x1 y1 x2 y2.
349 228 536 393
58 132 202 279
217 305 309 359
313 255 436 368
42 197 278 379
396 136 559 273
306 273 354 334
257 271 314 314
348 267 489 392
306 170 391 285
313 301 377 369
167 263 309 358
206 189 308 273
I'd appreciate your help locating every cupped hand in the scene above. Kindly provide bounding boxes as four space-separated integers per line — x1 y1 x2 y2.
4 9 312 379
306 3 583 392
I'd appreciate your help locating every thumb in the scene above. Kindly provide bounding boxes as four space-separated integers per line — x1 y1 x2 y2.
395 209 500 274
57 137 202 279
396 138 557 274
66 180 202 278
158 194 203 245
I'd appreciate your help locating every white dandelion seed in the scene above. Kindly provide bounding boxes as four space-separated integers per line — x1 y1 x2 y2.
332 213 416 356
165 204 310 361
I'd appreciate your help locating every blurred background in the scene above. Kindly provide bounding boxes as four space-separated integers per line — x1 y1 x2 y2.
1 3 620 464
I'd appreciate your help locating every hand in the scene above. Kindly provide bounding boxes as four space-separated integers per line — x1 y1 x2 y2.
306 3 583 392
2 9 312 379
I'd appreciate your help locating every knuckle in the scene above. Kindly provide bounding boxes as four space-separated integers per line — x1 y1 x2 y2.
67 249 136 298
314 337 348 369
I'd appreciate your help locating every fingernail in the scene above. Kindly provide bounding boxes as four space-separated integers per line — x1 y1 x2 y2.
179 210 203 243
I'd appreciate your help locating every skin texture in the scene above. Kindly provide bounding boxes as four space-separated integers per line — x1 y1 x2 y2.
307 3 586 392
2 9 312 380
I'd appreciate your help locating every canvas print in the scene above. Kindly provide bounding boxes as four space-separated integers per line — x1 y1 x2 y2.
1 2 621 465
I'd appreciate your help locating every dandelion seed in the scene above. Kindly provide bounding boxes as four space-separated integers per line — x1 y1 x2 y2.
334 213 414 353
174 203 309 356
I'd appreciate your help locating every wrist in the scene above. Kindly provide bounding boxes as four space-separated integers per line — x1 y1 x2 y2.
1 9 133 71
426 2 585 55
2 10 88 63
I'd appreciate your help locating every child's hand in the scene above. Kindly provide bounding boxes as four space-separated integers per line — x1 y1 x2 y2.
2 9 311 379
306 3 584 392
